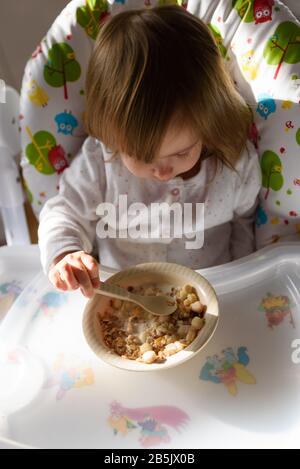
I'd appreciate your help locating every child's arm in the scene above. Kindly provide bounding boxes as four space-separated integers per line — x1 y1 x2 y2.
230 142 262 260
38 137 106 278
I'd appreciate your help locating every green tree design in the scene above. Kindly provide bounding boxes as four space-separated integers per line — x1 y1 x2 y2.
232 0 254 23
263 22 300 80
260 150 284 200
158 0 179 5
174 0 187 5
76 0 110 40
25 126 56 175
44 43 81 100
208 24 228 58
296 128 300 146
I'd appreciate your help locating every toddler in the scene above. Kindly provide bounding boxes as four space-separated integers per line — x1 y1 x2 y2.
38 5 261 298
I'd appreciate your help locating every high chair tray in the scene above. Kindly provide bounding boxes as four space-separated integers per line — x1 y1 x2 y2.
0 245 41 324
0 243 300 449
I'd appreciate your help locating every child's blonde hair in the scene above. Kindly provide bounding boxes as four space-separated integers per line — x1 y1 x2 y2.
85 5 252 169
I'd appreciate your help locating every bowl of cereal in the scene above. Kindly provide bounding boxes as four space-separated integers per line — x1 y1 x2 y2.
82 262 219 371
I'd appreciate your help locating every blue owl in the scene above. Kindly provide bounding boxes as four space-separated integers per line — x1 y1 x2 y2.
54 111 78 135
256 93 276 120
256 204 268 227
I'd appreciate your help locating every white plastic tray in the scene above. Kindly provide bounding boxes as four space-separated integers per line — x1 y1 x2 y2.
0 245 41 323
0 243 300 449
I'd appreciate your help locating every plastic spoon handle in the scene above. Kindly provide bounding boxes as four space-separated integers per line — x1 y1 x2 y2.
95 282 136 302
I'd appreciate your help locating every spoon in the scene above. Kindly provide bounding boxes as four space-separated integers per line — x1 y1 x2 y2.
94 282 177 316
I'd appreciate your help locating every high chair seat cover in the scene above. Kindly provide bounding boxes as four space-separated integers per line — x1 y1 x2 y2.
19 0 300 248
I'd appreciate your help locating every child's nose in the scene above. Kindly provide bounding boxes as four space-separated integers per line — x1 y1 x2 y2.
153 165 173 180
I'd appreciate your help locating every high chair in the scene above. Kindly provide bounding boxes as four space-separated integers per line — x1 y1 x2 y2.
17 0 300 250
1 0 299 317
0 86 30 246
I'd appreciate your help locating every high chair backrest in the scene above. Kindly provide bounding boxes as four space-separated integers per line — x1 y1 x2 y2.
0 86 30 245
19 0 300 249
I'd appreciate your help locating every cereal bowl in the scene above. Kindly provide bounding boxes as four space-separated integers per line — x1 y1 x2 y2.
82 262 219 371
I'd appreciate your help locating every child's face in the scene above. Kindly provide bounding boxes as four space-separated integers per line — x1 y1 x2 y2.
120 125 203 182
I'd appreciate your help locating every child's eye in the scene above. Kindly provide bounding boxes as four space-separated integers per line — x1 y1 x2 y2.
176 151 190 158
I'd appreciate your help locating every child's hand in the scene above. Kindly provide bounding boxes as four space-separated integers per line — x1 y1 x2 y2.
48 250 101 298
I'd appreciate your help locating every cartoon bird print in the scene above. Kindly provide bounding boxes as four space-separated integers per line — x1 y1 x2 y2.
48 144 69 175
253 0 274 24
223 347 238 365
204 355 224 383
54 111 79 136
138 416 170 448
107 401 189 447
31 290 68 322
256 93 276 120
200 347 256 396
44 354 95 401
27 79 49 108
109 401 189 431
0 281 23 322
258 292 295 329
240 50 259 80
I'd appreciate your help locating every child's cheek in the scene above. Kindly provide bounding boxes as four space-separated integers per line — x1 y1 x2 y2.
175 158 191 173
121 156 150 178
131 167 149 178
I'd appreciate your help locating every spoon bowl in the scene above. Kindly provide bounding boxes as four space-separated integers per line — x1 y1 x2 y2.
94 282 177 316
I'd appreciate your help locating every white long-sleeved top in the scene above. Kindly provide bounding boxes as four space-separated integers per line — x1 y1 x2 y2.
38 137 261 274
